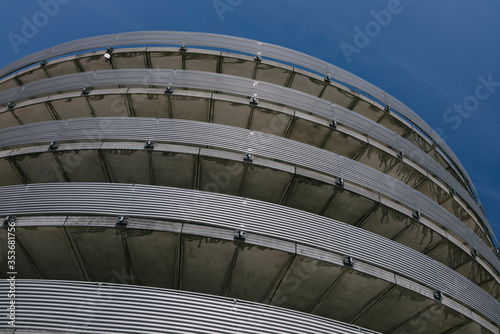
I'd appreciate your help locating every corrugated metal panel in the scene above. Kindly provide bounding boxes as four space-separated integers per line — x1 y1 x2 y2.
0 68 489 245
0 31 483 218
0 116 497 275
0 280 380 334
0 183 498 325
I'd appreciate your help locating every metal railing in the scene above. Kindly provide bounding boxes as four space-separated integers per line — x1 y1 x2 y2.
0 69 495 248
0 183 499 326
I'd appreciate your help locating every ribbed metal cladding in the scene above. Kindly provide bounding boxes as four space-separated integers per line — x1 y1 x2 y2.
0 280 380 334
1 32 499 334
0 31 483 200
0 183 499 325
1 117 498 274
0 68 492 239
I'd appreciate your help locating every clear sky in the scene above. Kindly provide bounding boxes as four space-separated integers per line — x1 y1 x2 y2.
1 0 499 243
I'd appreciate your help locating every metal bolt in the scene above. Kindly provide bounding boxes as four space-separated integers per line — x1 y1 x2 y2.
234 230 247 240
343 256 354 267
145 141 155 149
336 177 344 187
243 153 254 162
116 216 129 226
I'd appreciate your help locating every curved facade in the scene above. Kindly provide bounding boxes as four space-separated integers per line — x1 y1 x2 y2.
0 32 499 334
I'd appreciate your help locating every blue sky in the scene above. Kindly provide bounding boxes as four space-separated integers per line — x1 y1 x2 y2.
1 0 499 242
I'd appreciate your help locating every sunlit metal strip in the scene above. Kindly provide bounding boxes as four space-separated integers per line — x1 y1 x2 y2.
0 280 381 334
0 116 496 272
0 68 491 244
0 31 482 216
0 183 498 325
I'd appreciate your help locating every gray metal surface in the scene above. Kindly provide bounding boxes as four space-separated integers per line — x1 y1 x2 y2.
0 116 497 274
0 279 381 334
0 31 483 217
0 68 492 247
0 183 498 326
